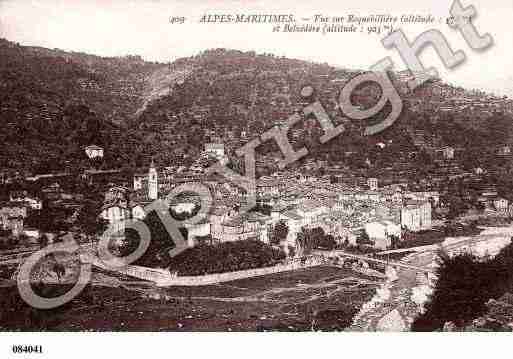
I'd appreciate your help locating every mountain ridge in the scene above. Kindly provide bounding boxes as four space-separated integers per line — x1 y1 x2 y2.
0 39 512 175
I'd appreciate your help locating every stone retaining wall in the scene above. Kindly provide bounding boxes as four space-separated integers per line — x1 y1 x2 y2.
89 255 328 287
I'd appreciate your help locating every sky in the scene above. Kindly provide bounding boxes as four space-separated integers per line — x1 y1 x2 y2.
1 0 512 96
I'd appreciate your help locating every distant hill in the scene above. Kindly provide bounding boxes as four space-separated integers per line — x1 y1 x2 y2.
137 48 513 168
1 40 512 175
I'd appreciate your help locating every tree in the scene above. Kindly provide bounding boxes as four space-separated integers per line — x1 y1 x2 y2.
318 234 336 250
39 234 49 249
446 195 466 220
250 203 272 216
120 210 182 267
413 239 513 331
356 229 371 245
415 149 434 169
25 200 72 236
75 185 108 244
166 239 286 275
390 234 401 249
295 227 329 255
295 228 310 257
116 164 138 222
271 221 288 246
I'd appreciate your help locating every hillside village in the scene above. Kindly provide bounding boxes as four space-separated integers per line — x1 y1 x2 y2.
2 137 512 257
2 42 513 253
1 41 513 332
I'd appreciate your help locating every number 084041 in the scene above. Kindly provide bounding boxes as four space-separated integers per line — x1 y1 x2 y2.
12 345 43 354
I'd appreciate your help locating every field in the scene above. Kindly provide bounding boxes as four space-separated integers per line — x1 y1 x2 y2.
0 266 381 331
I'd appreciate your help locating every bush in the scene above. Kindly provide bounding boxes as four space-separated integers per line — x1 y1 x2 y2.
315 234 337 250
270 221 288 246
412 238 513 331
296 227 336 253
167 239 286 276
117 210 185 268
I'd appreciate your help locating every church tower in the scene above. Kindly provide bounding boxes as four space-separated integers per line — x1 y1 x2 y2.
148 159 158 200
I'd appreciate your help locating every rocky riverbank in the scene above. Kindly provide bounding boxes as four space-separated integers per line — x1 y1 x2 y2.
348 225 513 331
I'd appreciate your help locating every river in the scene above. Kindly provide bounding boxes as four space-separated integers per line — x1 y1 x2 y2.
347 224 513 331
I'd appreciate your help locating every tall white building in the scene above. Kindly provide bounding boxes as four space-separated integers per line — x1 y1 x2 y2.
401 200 432 232
148 159 158 201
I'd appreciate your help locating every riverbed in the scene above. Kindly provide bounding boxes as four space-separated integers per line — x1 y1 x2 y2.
0 265 382 331
347 225 513 331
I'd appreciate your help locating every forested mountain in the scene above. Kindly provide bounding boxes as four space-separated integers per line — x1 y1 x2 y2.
1 39 512 175
137 48 513 171
0 38 166 173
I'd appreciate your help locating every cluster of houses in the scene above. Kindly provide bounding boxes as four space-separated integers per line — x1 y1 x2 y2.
95 148 513 253
99 161 158 235
1 151 512 256
2 147 511 255
0 191 42 239
99 159 442 251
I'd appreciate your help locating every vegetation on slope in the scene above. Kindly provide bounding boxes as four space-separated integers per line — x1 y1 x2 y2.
413 238 513 331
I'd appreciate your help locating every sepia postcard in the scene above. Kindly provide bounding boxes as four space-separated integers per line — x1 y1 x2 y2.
1 0 512 357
